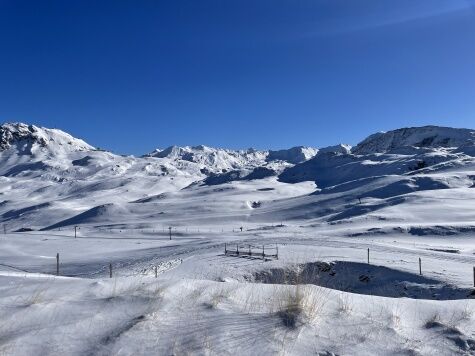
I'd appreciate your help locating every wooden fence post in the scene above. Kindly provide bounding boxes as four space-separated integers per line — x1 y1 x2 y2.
367 248 370 264
155 266 158 278
109 263 113 278
419 258 422 275
56 253 59 276
224 243 227 254
262 245 265 259
248 245 251 256
276 244 279 260
236 244 239 256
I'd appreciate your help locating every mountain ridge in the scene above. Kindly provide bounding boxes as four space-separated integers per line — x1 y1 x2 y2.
3 122 475 158
352 125 475 155
0 122 94 155
1 121 475 231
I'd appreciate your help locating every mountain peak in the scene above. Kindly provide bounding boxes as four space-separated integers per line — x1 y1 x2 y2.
317 144 352 155
146 144 319 172
0 122 94 154
146 144 268 173
352 125 475 155
267 146 318 164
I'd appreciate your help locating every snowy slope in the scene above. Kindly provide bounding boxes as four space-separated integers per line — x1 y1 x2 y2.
352 125 475 155
146 145 268 173
0 122 93 154
1 122 475 233
267 146 318 164
0 123 318 230
1 122 475 356
147 144 318 173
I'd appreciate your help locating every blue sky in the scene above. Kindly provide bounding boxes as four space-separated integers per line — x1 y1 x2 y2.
1 0 474 155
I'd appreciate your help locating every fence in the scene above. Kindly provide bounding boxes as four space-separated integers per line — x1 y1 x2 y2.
35 224 287 238
224 243 278 260
11 245 475 289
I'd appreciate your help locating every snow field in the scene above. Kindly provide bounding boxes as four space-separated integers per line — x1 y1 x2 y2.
0 226 474 355
0 123 475 354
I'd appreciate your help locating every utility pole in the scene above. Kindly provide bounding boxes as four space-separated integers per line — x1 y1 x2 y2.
168 226 172 240
74 226 79 238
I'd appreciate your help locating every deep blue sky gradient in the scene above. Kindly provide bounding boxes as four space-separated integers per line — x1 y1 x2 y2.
1 0 475 154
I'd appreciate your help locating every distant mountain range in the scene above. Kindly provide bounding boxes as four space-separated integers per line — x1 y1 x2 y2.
1 122 474 232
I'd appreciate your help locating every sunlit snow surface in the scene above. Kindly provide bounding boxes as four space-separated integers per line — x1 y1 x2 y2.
0 123 475 355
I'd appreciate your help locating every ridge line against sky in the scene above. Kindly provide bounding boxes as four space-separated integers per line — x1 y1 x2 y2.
2 121 474 157
0 0 474 155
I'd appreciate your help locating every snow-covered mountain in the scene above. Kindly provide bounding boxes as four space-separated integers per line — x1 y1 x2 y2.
0 122 93 154
0 123 318 229
352 125 475 155
3 122 475 356
146 144 318 173
279 127 475 187
267 146 318 164
146 145 268 173
1 122 475 233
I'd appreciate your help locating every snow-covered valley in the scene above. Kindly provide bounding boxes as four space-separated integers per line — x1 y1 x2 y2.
1 123 475 355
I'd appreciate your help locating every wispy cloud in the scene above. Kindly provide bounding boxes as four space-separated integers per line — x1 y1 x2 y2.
301 0 475 38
